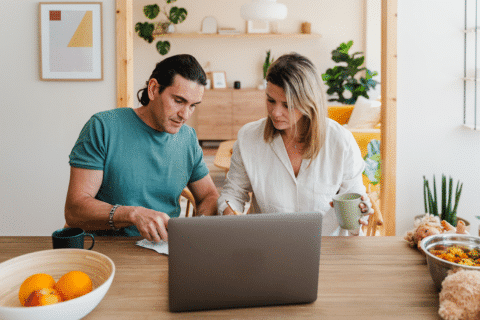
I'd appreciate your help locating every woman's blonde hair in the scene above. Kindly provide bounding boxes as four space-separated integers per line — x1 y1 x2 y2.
264 52 328 160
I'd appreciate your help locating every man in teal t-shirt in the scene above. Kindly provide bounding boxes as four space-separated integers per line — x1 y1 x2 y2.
65 54 219 241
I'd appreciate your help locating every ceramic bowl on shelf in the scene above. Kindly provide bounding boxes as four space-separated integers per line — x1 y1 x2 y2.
420 233 480 291
0 249 115 320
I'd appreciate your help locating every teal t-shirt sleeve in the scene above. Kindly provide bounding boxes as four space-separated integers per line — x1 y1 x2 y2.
188 129 209 183
69 115 106 170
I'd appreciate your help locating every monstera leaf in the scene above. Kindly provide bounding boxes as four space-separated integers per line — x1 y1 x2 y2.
363 139 381 185
169 7 187 24
143 4 160 20
135 22 155 43
156 41 171 55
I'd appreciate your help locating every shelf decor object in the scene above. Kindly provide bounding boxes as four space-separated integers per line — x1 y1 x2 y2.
201 16 217 34
240 0 287 34
39 2 103 81
208 71 227 89
463 0 479 130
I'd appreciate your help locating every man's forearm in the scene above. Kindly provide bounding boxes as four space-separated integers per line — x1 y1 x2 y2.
65 196 137 230
195 193 219 216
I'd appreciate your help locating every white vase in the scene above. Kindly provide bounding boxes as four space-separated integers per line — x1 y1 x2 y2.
258 79 267 90
166 24 175 33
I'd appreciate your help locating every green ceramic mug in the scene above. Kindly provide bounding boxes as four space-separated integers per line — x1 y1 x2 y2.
332 193 367 230
52 227 95 250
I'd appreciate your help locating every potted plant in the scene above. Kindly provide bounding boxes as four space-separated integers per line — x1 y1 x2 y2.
263 50 274 80
135 1 187 55
423 174 466 228
321 40 379 105
260 50 274 89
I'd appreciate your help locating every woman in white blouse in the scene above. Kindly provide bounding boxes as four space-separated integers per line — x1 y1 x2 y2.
217 53 372 236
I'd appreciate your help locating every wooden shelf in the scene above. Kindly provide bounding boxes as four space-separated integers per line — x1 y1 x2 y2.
152 32 321 39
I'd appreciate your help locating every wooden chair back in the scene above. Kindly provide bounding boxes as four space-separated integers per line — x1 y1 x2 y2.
181 187 197 217
363 191 384 236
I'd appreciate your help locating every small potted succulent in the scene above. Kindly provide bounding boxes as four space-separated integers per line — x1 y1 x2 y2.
423 174 467 228
135 1 187 55
260 50 274 89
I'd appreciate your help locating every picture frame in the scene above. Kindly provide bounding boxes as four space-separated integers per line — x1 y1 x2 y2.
39 2 103 81
246 20 269 34
210 71 227 89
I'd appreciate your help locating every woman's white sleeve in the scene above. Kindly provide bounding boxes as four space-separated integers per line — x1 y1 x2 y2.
217 140 252 214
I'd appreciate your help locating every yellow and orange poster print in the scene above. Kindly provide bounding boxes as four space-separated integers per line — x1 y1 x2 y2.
39 3 102 80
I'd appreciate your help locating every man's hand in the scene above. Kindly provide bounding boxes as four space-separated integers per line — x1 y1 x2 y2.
130 207 170 242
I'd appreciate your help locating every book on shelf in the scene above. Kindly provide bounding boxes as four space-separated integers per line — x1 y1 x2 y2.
218 28 241 34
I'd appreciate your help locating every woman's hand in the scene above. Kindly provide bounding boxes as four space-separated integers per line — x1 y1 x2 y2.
329 195 374 227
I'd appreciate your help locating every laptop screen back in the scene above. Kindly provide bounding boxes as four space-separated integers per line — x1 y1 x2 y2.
168 212 322 312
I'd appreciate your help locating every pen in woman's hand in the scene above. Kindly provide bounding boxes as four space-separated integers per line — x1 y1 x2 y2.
225 200 241 215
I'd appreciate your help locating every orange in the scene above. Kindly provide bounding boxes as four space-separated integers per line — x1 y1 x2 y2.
24 287 62 307
54 271 92 301
18 273 56 306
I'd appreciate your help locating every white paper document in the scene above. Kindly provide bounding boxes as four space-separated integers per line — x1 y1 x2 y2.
136 239 169 255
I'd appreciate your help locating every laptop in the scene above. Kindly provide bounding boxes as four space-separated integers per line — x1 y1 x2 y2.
168 212 322 312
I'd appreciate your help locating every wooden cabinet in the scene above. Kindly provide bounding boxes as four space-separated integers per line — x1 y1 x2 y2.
190 89 266 141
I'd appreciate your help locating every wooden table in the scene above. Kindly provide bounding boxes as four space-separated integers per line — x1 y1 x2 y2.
0 237 440 319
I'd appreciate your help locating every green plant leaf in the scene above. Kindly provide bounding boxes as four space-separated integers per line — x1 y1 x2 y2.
263 50 274 79
366 69 378 78
423 177 428 213
156 41 171 55
135 22 154 43
143 4 160 20
352 57 365 68
169 7 187 24
338 41 353 54
166 0 177 3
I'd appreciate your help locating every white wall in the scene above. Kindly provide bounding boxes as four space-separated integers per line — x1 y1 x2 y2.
397 1 480 236
133 0 368 105
0 0 116 236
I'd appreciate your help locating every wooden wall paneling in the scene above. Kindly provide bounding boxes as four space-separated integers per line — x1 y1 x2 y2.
381 0 397 236
116 0 133 109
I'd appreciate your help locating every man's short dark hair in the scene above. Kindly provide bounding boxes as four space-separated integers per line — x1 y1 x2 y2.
137 54 207 106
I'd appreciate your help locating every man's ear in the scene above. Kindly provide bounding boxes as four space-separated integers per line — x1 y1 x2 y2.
147 78 159 101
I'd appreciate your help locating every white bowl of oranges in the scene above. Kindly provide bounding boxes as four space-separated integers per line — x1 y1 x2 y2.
0 249 115 320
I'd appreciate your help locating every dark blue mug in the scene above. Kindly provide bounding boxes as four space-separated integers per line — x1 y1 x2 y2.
52 227 95 250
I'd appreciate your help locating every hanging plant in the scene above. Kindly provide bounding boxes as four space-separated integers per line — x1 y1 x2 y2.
135 1 188 55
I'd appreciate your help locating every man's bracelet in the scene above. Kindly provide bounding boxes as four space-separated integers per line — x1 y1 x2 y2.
109 204 120 231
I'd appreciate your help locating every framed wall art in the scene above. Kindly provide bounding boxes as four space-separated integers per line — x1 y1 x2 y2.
209 71 227 89
39 2 103 81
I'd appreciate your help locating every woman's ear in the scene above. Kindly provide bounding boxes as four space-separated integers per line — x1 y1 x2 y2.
147 78 159 101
